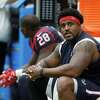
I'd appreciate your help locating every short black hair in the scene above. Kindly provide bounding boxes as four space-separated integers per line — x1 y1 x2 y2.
20 15 40 31
58 8 84 24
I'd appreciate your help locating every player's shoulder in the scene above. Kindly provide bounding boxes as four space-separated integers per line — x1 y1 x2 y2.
36 26 57 36
36 26 54 33
42 26 58 31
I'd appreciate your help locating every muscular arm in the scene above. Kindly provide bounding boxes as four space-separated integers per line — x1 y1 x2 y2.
36 44 61 68
24 40 98 80
26 43 59 67
41 41 97 77
23 44 61 79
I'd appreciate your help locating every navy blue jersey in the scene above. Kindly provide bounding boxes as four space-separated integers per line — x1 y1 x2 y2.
59 32 100 85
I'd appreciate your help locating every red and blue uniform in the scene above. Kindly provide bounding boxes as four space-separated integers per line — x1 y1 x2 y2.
30 26 64 54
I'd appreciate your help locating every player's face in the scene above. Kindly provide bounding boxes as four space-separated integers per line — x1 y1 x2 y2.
59 21 81 40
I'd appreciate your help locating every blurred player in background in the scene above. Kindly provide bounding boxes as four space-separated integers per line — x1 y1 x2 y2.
0 15 64 100
0 0 17 73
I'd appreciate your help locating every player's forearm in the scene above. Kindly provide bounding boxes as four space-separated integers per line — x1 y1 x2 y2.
36 56 59 69
36 59 50 68
41 64 81 78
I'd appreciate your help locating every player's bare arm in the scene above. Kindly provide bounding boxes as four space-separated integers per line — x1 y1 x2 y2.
37 44 61 68
23 44 61 79
65 40 98 77
24 41 97 80
37 40 98 78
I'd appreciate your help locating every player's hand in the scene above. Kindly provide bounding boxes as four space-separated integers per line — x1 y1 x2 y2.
0 68 17 87
23 65 43 80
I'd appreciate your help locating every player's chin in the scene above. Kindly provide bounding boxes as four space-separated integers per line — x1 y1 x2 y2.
64 36 73 40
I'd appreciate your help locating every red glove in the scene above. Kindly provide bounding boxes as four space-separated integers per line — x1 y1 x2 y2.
0 68 17 87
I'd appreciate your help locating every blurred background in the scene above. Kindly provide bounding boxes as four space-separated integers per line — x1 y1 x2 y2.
0 0 100 100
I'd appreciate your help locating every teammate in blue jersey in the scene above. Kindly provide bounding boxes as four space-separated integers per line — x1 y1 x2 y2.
24 8 100 100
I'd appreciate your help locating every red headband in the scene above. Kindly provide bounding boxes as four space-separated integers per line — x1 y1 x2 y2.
59 16 81 24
